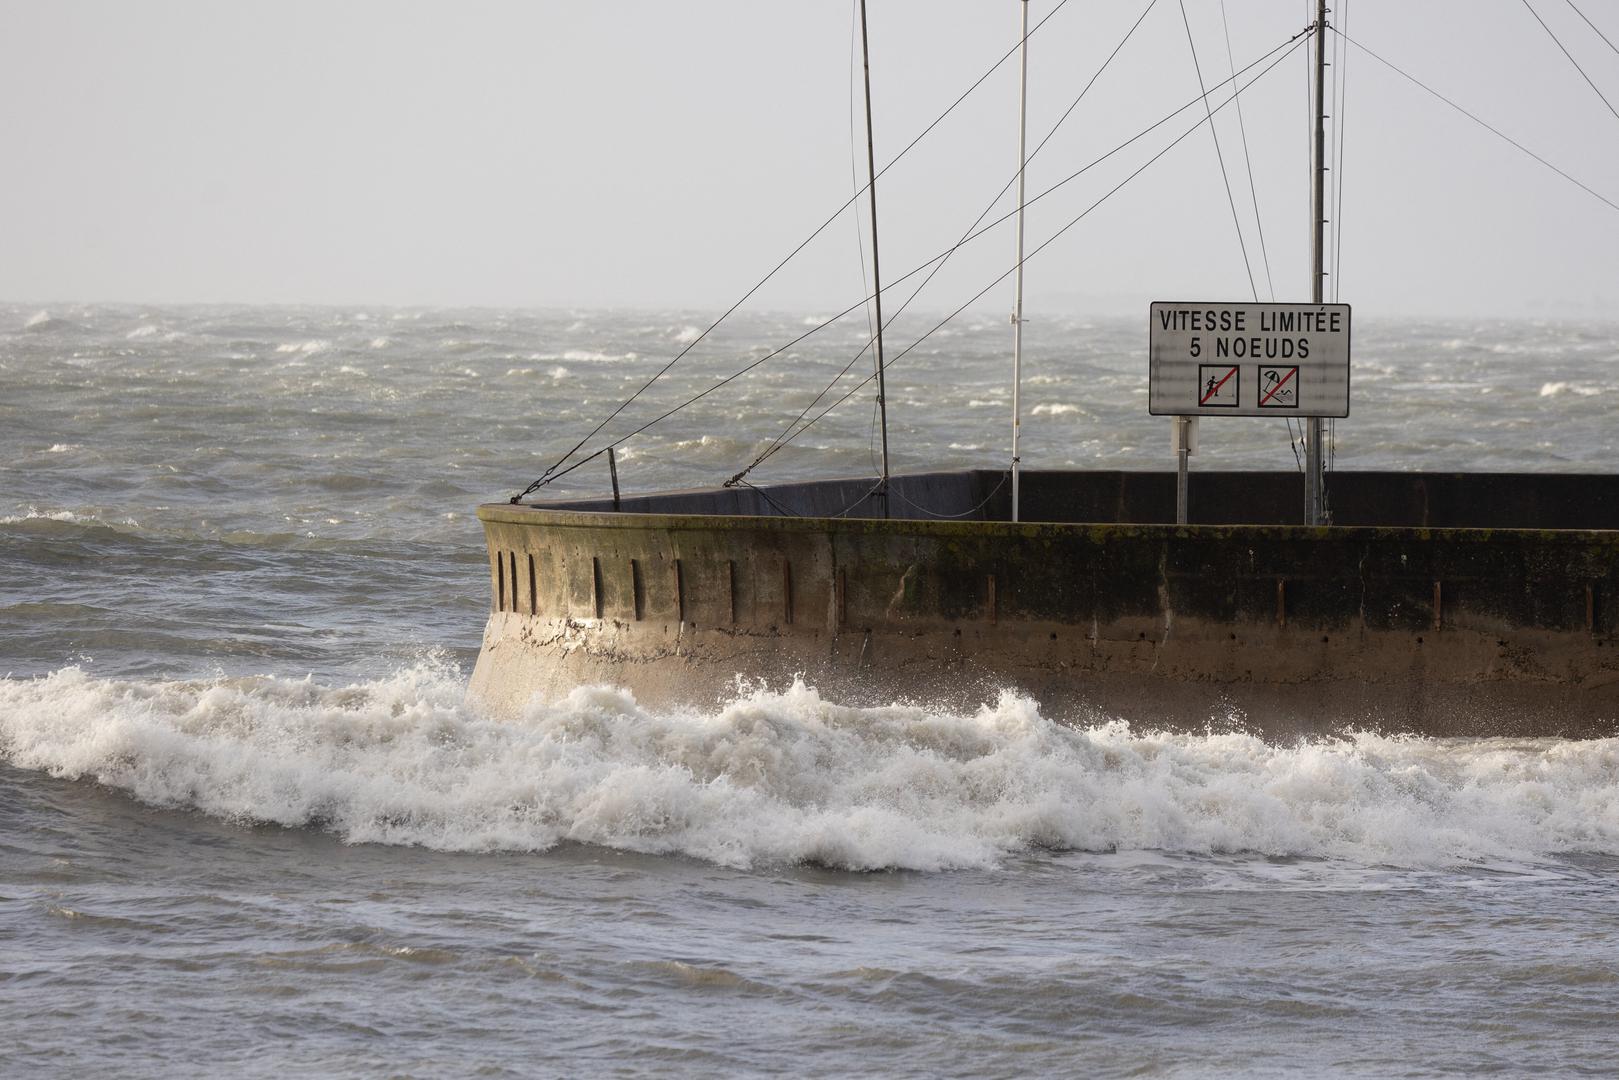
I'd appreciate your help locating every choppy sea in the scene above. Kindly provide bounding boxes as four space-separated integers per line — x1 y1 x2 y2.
4 303 1619 1077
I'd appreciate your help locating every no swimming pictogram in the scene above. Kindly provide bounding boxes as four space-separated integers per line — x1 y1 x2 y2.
1258 365 1299 409
1197 364 1239 408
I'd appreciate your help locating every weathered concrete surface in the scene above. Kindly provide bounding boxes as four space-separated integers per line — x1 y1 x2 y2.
469 472 1619 738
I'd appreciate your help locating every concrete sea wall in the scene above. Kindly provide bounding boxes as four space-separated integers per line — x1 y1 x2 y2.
469 472 1619 738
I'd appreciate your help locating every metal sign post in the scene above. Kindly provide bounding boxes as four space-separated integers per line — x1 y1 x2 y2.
1308 0 1329 525
1149 300 1349 525
1172 416 1198 525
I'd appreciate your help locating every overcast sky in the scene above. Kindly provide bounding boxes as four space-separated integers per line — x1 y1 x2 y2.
3 1 1616 317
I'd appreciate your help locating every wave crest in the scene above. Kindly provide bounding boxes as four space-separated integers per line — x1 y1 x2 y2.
3 666 1617 871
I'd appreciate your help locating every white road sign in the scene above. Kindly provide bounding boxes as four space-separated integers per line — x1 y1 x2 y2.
1149 302 1350 417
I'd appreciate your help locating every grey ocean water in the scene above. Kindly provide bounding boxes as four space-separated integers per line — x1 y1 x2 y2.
4 303 1619 1077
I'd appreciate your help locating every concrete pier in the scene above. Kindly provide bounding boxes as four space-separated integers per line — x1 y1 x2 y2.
469 471 1619 738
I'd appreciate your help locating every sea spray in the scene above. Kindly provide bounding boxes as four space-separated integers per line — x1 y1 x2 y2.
4 665 1618 871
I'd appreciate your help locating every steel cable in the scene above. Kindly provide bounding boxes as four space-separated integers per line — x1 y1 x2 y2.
1178 0 1260 302
735 0 1163 488
1563 0 1619 59
740 28 1315 478
526 26 1313 494
1333 26 1619 215
1521 0 1619 124
1220 0 1276 301
513 0 1076 501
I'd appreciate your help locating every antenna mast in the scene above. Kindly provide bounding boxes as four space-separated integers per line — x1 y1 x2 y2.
859 0 892 493
1011 0 1030 522
1306 0 1328 525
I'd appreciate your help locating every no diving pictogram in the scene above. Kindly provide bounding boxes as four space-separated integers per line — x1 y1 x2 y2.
1198 364 1239 408
1258 365 1299 409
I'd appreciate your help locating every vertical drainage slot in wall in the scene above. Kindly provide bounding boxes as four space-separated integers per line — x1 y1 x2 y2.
528 553 538 615
509 552 519 614
495 551 506 612
782 560 794 626
592 556 604 619
631 559 645 621
674 559 686 622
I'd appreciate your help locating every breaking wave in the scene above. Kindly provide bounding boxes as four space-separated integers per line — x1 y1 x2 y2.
22 310 76 332
3 665 1618 872
1539 381 1604 398
274 339 332 355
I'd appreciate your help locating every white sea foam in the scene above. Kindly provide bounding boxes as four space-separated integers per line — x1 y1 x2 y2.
667 434 730 451
274 340 331 355
1032 403 1081 416
24 309 52 328
562 349 635 363
3 665 1617 872
0 507 141 530
126 324 161 339
0 507 82 524
1539 381 1603 398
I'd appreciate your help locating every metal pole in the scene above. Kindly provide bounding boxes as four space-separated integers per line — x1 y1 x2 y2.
1177 449 1189 525
608 446 620 510
1305 0 1327 525
1011 0 1030 523
859 0 891 493
1175 420 1190 525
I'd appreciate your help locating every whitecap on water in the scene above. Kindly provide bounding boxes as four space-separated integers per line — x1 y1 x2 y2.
3 665 1617 873
22 310 74 332
274 340 331 355
0 507 83 525
1539 381 1602 398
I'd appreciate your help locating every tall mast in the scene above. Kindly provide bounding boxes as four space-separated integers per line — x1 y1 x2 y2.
859 0 891 491
1305 0 1328 525
1011 0 1030 523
